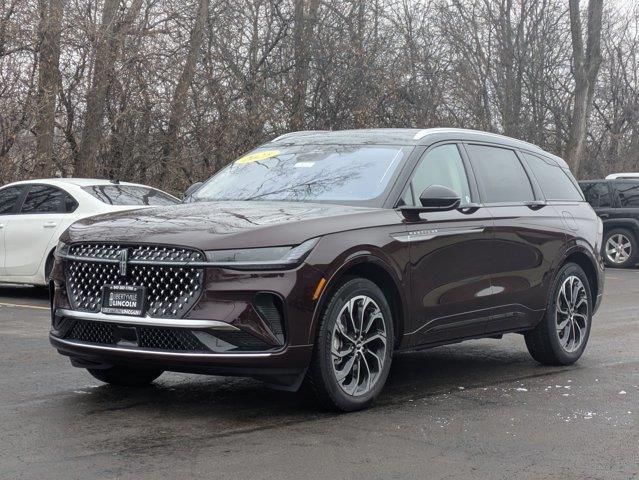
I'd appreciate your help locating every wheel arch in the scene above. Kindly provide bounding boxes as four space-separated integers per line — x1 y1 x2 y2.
310 255 407 347
560 249 600 302
602 218 639 238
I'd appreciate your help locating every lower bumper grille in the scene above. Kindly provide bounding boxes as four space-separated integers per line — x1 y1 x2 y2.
64 320 208 352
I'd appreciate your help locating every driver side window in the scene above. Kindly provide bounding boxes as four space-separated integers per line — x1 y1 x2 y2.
402 144 471 207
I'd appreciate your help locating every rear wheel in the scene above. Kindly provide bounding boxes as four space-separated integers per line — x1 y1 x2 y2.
87 366 163 387
525 263 592 365
304 278 394 411
602 228 637 268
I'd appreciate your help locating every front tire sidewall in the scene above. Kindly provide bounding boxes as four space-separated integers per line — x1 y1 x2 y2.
315 278 394 411
543 264 592 364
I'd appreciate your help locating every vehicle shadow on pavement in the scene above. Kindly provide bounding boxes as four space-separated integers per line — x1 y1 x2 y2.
0 284 49 302
52 337 564 423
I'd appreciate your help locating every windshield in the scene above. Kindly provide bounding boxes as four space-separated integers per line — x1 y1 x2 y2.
83 185 178 206
190 145 410 205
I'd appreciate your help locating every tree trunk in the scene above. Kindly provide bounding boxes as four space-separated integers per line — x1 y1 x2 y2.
289 0 319 131
159 0 209 188
34 0 63 177
76 0 119 177
565 0 603 176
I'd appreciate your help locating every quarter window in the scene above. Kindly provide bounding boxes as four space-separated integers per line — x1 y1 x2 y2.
581 182 611 208
402 144 471 206
0 186 24 215
615 182 639 208
466 144 534 203
20 185 77 214
522 153 583 201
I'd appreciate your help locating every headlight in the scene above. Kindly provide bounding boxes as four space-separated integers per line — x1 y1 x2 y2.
205 238 320 270
55 241 69 258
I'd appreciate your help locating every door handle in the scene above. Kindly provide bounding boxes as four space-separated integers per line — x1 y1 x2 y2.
524 201 547 210
43 222 58 228
599 213 610 219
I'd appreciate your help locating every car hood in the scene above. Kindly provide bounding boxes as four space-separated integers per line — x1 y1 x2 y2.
62 201 403 250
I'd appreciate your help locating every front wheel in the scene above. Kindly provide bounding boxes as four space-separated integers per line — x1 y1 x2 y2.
87 366 163 387
525 263 592 365
304 278 394 411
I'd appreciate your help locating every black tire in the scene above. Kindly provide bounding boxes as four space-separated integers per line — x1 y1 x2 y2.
525 263 592 365
87 366 163 387
602 228 638 268
303 277 394 412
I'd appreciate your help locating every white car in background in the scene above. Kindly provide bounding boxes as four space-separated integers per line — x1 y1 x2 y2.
0 178 179 286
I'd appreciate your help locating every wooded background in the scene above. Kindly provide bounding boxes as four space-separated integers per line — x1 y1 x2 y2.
1 0 635 194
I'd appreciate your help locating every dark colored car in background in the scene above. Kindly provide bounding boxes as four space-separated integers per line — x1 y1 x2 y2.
580 179 639 268
49 128 604 411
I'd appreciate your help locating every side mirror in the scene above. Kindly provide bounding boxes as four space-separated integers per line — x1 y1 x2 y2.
183 181 203 199
399 184 461 221
418 184 461 211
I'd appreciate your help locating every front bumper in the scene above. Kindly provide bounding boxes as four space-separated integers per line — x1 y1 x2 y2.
49 251 325 386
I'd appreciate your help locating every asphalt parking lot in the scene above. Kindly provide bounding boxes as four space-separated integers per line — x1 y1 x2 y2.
1 270 637 480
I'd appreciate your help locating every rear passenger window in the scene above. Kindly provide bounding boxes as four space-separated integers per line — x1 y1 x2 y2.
466 145 534 203
615 182 639 207
581 182 611 208
522 153 583 201
0 186 24 214
21 185 77 214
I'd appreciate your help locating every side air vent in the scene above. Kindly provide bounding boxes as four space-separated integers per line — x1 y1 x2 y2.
253 293 285 345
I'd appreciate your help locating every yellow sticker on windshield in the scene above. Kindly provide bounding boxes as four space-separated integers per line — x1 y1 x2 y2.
235 149 281 164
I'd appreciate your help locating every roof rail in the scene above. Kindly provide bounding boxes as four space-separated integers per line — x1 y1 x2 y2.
271 130 330 142
414 128 542 151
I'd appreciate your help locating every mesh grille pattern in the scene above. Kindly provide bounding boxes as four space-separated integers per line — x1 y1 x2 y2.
66 244 204 318
138 327 206 350
64 320 208 351
212 330 271 349
67 320 116 344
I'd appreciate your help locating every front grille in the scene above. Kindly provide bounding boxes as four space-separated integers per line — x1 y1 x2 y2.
64 320 208 352
65 243 204 318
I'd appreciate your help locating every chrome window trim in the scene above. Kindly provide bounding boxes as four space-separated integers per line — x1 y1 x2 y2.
56 308 240 331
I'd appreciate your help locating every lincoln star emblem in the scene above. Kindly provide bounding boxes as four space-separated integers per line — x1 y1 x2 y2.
118 249 129 277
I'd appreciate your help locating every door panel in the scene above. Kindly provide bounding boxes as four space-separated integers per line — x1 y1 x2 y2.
484 205 566 333
4 185 74 277
4 214 63 276
400 142 495 346
405 209 495 346
464 143 566 334
0 186 26 275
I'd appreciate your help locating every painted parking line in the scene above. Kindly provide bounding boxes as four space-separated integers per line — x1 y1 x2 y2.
0 302 50 311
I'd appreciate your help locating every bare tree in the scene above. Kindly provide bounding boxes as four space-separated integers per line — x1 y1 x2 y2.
289 0 319 130
566 0 603 175
34 0 62 176
159 0 209 188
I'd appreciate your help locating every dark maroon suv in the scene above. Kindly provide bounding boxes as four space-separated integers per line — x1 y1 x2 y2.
49 128 604 411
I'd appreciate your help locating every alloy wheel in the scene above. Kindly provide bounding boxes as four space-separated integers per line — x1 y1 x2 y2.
555 276 589 353
605 233 632 264
331 295 387 396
